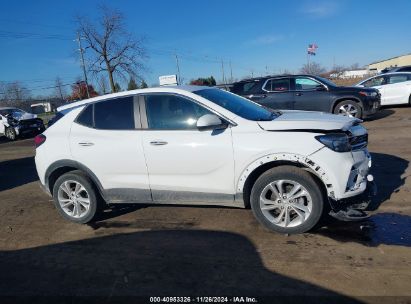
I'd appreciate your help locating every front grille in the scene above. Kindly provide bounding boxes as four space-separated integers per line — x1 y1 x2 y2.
350 134 368 151
19 119 41 127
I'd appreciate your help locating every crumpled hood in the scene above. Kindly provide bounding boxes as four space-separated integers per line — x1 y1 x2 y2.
12 112 37 121
258 110 360 131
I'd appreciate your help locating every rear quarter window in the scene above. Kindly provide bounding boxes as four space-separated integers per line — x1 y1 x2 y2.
75 105 93 127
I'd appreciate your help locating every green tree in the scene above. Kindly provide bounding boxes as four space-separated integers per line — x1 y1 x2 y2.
114 82 122 92
140 80 148 88
127 78 139 90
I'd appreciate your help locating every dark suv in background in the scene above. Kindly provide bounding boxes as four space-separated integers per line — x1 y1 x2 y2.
381 65 411 73
230 75 381 119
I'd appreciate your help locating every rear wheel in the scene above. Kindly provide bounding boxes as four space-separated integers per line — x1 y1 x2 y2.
52 170 101 224
5 127 16 141
334 100 362 118
250 166 324 234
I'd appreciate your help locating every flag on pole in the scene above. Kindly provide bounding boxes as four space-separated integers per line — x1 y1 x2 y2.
307 43 318 55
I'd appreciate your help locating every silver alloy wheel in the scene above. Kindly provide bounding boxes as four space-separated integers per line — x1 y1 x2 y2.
259 179 313 228
338 104 358 117
57 180 91 219
6 128 15 140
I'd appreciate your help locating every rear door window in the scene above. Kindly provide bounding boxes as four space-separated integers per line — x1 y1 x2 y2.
94 96 135 130
231 81 261 95
263 78 290 92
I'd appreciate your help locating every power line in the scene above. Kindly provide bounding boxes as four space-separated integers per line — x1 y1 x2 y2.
0 18 73 30
0 81 79 95
0 30 72 41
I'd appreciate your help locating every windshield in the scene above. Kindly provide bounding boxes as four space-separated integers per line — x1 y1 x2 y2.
193 89 278 121
317 77 337 87
0 108 25 118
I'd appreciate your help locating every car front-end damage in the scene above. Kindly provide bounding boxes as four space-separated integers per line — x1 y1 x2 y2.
257 111 377 221
308 123 377 220
2 112 45 139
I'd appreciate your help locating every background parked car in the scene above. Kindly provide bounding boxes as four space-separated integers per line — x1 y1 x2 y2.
0 107 45 140
230 75 380 119
381 65 411 73
356 72 411 106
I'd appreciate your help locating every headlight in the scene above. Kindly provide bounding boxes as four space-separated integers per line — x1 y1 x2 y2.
315 133 351 152
359 91 378 97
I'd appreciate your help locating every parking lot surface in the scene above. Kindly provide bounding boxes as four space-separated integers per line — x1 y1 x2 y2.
0 107 410 302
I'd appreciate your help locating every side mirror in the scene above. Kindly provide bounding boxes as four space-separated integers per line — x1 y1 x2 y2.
316 85 327 91
357 84 364 88
196 114 227 131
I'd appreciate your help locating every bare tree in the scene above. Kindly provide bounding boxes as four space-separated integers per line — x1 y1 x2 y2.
0 81 30 102
97 75 108 95
55 77 66 101
76 6 147 93
300 62 326 75
350 63 360 70
0 81 31 109
329 65 347 78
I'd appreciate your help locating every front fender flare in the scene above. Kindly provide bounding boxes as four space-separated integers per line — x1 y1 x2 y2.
237 152 336 199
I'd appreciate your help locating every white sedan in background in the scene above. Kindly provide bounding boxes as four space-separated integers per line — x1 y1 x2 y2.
356 72 411 106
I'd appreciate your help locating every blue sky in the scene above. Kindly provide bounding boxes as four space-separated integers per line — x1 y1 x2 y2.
1 0 411 96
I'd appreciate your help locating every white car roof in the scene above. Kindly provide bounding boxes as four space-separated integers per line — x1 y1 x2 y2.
381 72 411 75
57 85 211 112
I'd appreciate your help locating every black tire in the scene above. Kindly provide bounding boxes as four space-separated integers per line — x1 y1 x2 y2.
250 166 324 234
5 127 17 141
333 100 362 119
52 170 101 224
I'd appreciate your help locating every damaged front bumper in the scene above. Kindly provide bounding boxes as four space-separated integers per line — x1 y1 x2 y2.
329 179 377 221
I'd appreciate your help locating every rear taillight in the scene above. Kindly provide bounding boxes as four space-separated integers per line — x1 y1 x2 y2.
34 134 46 148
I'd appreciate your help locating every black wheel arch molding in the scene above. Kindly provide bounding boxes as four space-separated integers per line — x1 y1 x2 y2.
44 159 106 200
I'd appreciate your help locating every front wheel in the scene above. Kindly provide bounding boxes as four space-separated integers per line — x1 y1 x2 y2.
334 100 362 118
250 166 324 234
5 127 16 141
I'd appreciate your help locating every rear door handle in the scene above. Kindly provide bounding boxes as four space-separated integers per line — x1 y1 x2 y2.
78 142 94 147
295 92 303 96
150 141 168 146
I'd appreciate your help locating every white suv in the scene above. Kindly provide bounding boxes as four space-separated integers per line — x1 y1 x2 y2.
34 86 374 234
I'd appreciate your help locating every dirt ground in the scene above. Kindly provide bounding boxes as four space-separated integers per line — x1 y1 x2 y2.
0 107 410 303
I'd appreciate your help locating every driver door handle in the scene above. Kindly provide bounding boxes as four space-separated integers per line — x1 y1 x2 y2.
78 142 94 147
295 92 303 96
150 141 168 146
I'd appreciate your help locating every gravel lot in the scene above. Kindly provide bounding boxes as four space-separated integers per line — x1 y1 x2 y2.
0 107 410 302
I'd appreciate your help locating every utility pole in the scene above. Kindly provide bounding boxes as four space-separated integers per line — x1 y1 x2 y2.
76 32 90 99
221 59 226 84
229 60 233 83
175 52 181 85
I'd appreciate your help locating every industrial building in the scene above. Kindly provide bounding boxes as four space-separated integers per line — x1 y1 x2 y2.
368 53 411 72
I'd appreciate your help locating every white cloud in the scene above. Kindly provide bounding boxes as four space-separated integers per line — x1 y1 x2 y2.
301 0 340 18
248 35 284 46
